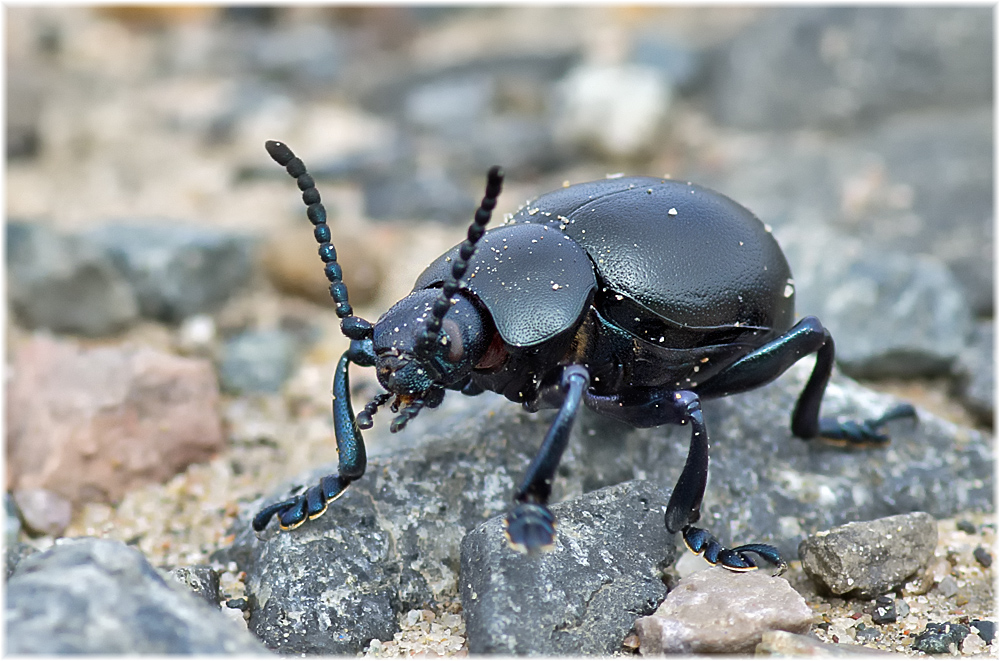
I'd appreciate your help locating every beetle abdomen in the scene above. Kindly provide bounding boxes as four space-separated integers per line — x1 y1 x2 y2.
509 177 795 335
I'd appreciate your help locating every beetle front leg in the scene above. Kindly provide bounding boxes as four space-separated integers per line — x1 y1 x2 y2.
505 365 590 553
252 344 372 533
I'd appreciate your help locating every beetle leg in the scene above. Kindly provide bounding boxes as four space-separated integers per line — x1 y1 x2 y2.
696 316 917 445
252 348 369 534
663 390 787 574
505 365 590 553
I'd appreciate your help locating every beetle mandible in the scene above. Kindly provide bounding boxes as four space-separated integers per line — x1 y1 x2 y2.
253 141 916 572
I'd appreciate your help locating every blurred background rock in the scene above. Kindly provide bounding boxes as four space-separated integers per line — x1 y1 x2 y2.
7 4 991 417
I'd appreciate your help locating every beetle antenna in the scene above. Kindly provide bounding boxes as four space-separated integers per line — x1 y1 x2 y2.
265 140 373 342
356 392 392 429
416 166 504 358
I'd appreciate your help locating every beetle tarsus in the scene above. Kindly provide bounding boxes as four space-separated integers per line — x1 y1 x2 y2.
252 474 352 532
819 402 918 446
683 525 786 574
505 503 556 553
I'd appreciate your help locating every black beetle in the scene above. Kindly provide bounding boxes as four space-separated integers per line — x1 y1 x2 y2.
253 141 916 572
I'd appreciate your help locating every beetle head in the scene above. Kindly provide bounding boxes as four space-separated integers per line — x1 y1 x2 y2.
363 289 492 431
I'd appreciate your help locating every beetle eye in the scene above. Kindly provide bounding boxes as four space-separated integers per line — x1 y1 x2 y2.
441 318 465 363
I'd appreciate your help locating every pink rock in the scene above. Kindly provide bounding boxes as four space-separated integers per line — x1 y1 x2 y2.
6 335 225 507
634 567 815 655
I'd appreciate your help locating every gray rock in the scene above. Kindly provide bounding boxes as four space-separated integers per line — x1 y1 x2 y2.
5 537 268 654
936 574 958 598
461 480 674 655
10 488 73 537
953 321 993 426
361 164 476 224
756 630 893 656
798 512 937 598
697 109 993 317
7 222 140 336
443 116 567 177
240 485 399 655
710 7 991 130
224 362 991 654
219 329 301 394
6 542 37 580
5 492 22 548
361 52 579 118
630 36 706 92
849 110 993 316
635 568 814 654
166 565 222 608
224 397 576 654
780 227 974 378
85 223 254 324
404 76 494 133
6 62 43 159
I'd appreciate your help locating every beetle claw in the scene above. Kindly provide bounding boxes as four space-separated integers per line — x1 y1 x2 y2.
682 525 785 573
819 403 918 447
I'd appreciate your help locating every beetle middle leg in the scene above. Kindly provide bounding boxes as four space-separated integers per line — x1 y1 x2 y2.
585 387 786 573
505 364 590 553
696 315 917 444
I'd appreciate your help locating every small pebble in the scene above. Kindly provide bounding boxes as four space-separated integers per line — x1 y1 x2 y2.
872 594 897 624
936 574 958 597
956 519 977 535
970 619 995 643
912 622 970 655
226 597 248 611
895 598 910 618
11 488 73 538
973 546 992 568
961 632 987 654
854 623 879 642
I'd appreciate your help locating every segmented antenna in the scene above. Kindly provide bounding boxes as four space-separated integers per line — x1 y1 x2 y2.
356 391 392 429
415 165 504 358
265 140 372 341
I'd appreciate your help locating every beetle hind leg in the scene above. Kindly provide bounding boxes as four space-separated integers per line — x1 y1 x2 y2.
696 316 917 446
505 365 590 554
816 402 918 446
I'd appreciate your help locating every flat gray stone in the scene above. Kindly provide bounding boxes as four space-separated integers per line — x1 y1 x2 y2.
7 222 139 336
85 223 254 323
461 480 675 655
